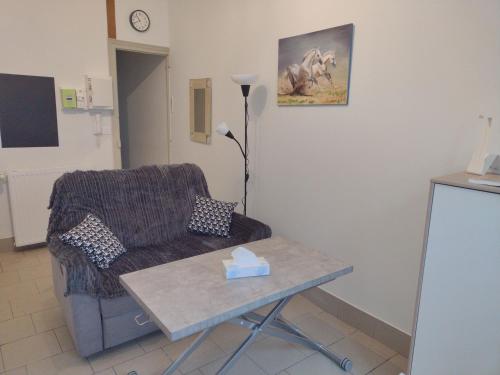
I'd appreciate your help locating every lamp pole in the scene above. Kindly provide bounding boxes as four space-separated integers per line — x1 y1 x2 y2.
242 85 250 216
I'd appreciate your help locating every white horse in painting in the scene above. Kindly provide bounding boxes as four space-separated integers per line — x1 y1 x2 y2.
286 48 323 95
311 50 336 85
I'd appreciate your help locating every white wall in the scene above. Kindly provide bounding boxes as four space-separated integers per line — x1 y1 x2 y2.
0 0 115 238
168 0 500 333
0 0 172 239
117 51 169 168
115 0 170 47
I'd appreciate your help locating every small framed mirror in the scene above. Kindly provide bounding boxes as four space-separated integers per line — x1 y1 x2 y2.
189 78 212 144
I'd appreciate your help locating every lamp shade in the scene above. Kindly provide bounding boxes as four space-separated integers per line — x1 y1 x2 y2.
231 74 258 85
216 122 230 136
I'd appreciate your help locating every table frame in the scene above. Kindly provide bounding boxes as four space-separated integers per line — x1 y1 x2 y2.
161 294 352 375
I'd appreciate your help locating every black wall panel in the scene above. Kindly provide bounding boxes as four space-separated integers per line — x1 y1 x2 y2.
0 73 59 148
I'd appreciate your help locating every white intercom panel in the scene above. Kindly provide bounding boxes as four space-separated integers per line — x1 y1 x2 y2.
85 75 113 109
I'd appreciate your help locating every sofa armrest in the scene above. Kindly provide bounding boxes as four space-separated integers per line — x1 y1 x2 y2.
51 255 103 357
48 235 103 298
231 213 272 242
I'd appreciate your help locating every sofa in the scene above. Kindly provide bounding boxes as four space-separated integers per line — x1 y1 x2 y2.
47 163 271 357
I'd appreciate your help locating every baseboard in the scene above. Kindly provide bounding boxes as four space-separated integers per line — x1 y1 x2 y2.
0 237 15 252
303 287 411 357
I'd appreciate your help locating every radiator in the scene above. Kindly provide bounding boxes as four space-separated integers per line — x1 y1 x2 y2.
7 167 70 247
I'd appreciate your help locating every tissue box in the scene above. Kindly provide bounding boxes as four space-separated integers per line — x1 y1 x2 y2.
223 257 270 279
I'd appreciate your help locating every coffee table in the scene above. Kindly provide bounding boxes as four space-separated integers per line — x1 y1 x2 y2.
120 236 354 374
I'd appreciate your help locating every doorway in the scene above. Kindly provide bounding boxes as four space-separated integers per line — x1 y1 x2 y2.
108 40 170 169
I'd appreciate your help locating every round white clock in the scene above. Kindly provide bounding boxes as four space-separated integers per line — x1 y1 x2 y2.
129 10 150 32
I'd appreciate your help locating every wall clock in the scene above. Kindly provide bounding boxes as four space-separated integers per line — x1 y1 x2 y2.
129 10 150 32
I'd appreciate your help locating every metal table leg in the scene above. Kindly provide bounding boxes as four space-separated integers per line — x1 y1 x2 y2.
216 296 292 375
160 295 352 375
161 327 215 375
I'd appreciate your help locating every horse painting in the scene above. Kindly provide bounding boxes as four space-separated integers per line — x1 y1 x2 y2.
277 24 353 105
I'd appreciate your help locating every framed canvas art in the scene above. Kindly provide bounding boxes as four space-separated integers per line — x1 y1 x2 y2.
277 23 354 106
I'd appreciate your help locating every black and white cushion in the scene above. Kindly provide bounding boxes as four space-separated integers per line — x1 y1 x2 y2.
59 214 126 269
187 195 238 237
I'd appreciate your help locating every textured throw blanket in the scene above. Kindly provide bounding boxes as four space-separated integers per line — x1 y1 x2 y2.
47 164 271 298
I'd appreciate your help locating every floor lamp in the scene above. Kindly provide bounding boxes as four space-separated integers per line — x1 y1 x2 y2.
216 74 258 216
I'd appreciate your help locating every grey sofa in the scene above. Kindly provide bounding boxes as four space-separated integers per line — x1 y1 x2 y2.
47 163 271 357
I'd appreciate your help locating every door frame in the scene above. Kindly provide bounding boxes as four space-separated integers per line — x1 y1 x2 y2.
108 39 170 168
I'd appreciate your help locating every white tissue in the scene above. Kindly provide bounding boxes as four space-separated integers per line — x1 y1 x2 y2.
223 246 270 279
231 247 260 267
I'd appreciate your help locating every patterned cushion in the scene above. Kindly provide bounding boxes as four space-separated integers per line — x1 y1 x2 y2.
187 195 238 237
59 214 126 269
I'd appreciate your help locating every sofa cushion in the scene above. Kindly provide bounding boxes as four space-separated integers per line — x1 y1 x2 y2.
60 214 126 269
48 164 211 248
187 195 238 237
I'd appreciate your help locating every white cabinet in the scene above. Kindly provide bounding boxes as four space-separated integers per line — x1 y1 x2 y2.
408 173 500 375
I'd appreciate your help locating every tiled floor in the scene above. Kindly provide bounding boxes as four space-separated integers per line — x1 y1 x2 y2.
0 244 408 375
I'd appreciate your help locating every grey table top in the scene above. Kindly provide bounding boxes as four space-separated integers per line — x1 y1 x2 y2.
120 236 353 341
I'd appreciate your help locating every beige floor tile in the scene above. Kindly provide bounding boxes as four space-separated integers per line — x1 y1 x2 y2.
22 247 48 254
10 290 59 317
93 369 117 375
281 295 323 321
54 326 75 352
88 341 145 372
0 316 35 345
209 323 260 353
184 370 203 375
0 271 21 288
21 248 50 264
0 366 28 375
0 252 26 265
17 264 52 282
113 349 180 375
0 257 39 271
389 355 408 372
369 359 406 375
245 336 307 374
293 312 345 346
351 331 396 359
32 307 65 333
329 336 386 375
198 354 267 375
0 282 38 303
0 301 13 322
34 276 53 294
27 350 93 375
285 352 347 375
0 347 4 371
316 311 357 336
136 331 171 353
1 331 61 370
163 337 225 374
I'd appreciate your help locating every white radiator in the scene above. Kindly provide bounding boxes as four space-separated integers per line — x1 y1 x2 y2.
7 167 70 247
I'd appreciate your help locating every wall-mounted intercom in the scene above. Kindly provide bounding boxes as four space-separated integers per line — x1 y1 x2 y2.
85 75 113 109
57 75 113 139
59 75 113 110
